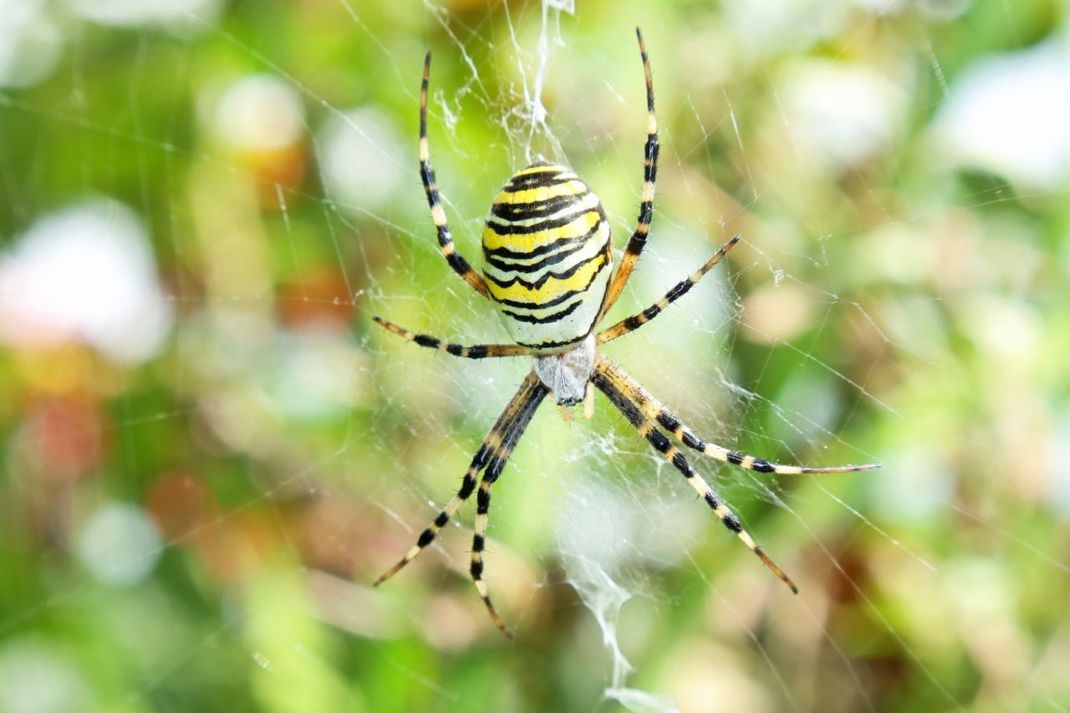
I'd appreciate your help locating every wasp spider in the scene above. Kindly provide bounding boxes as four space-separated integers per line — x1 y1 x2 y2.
373 28 880 637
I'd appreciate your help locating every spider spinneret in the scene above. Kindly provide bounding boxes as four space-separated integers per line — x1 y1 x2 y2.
372 27 880 638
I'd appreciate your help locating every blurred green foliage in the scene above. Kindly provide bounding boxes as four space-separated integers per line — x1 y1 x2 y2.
2 1 1070 712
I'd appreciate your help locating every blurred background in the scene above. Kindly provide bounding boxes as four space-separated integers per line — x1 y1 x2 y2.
2 0 1069 711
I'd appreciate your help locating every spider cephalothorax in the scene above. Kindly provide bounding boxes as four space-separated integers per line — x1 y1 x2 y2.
372 28 880 637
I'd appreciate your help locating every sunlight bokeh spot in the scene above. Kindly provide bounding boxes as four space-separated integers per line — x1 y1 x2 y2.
0 0 61 89
76 502 163 587
317 108 406 214
932 37 1070 190
0 640 90 713
777 60 908 172
211 74 306 154
0 199 173 364
65 0 222 29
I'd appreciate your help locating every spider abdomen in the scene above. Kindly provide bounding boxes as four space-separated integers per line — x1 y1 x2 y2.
482 163 612 352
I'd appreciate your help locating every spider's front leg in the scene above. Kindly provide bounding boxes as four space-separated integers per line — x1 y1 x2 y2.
599 27 660 320
417 52 490 299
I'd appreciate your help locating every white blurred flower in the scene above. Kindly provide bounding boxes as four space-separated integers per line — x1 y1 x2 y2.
931 36 1070 190
1054 415 1070 519
0 639 90 713
871 447 957 522
211 74 306 153
317 107 407 213
778 60 908 172
726 0 853 58
954 294 1041 367
76 502 163 587
0 198 174 364
266 326 366 420
913 0 972 21
0 0 61 88
64 0 221 29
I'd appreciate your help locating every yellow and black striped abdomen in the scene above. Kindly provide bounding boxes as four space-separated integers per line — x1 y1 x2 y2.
482 163 612 352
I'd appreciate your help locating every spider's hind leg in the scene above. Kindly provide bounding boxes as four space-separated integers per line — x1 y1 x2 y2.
372 445 486 587
591 364 799 592
595 356 880 476
373 372 548 638
467 374 548 637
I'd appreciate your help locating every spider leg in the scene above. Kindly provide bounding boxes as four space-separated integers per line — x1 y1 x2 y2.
591 365 799 593
373 316 536 358
598 27 659 321
595 356 880 475
372 441 488 586
598 236 740 344
418 52 490 299
469 376 546 637
373 372 548 637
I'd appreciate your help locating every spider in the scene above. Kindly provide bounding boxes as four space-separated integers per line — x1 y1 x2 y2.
373 28 879 637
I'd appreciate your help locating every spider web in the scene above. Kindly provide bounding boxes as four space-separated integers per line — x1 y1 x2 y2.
1 1 1069 711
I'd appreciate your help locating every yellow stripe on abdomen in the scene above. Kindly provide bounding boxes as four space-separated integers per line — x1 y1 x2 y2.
482 207 600 252
493 180 588 205
484 251 608 305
